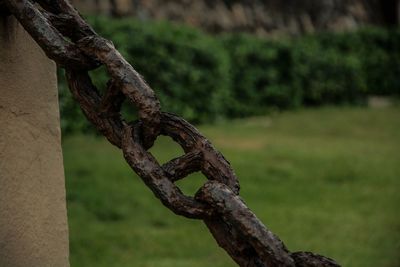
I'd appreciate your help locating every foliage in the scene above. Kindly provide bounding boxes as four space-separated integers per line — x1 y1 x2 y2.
311 28 400 96
58 16 400 134
291 39 367 106
90 16 230 123
222 34 300 117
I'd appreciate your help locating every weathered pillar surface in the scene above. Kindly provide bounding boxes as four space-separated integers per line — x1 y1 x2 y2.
0 15 70 267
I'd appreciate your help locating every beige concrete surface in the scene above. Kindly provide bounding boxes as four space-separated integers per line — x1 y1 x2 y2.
0 15 70 267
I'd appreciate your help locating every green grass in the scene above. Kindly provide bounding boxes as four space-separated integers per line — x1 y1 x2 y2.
63 106 400 267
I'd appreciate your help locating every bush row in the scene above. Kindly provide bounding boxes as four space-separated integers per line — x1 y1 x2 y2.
58 16 400 134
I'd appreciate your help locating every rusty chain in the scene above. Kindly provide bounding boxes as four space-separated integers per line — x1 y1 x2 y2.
2 1 341 266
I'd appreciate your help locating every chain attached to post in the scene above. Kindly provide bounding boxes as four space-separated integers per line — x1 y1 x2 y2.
3 0 341 266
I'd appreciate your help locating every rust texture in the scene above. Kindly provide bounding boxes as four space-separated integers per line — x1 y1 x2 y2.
3 0 341 266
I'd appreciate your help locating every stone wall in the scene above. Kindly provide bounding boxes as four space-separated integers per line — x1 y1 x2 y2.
71 0 399 36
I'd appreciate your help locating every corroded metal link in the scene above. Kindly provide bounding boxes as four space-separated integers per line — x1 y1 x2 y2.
196 182 340 267
121 113 239 218
35 0 96 41
34 0 160 148
99 79 125 117
197 181 296 267
66 70 125 148
4 0 341 265
122 122 212 219
4 0 98 69
77 36 161 149
203 217 267 267
34 0 161 148
160 113 239 194
162 151 203 182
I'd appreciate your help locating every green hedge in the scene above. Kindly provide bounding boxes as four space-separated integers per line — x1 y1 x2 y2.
222 35 300 117
59 17 231 134
58 17 400 134
310 28 400 96
292 39 367 106
89 17 231 123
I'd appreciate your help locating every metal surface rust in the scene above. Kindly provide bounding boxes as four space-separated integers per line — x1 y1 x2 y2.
3 1 341 266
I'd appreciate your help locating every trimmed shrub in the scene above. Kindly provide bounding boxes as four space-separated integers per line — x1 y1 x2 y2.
59 16 231 134
292 40 367 105
222 34 301 117
88 16 231 123
311 28 400 96
58 16 400 135
358 28 400 96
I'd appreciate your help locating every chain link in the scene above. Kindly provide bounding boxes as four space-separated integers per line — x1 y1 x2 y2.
3 1 340 266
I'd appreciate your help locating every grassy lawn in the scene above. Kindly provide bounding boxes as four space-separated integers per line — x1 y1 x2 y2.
63 106 400 267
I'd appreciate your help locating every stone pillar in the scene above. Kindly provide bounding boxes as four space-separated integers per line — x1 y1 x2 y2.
0 15 70 267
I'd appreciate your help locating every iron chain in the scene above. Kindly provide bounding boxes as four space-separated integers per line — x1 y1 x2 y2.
3 0 340 266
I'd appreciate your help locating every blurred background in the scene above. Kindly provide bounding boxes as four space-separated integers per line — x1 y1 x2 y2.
59 1 400 266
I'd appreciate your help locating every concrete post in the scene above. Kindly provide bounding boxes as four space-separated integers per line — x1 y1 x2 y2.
0 15 70 267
